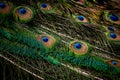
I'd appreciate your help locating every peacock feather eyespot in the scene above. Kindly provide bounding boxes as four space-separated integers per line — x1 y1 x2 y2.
41 3 47 8
109 14 119 21
104 11 120 24
73 15 89 23
109 33 117 39
37 35 56 48
13 6 34 23
18 8 27 15
108 26 115 32
106 32 120 42
0 1 12 14
74 42 82 50
0 2 6 8
78 15 85 21
112 61 118 65
42 36 49 43
107 60 120 68
69 41 90 56
38 2 51 11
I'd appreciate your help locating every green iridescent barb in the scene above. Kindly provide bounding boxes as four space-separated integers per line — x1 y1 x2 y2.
0 0 120 80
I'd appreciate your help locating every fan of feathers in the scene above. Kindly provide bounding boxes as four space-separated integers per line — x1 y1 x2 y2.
0 0 120 80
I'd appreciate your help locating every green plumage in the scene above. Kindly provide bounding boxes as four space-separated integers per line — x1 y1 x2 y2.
0 0 120 80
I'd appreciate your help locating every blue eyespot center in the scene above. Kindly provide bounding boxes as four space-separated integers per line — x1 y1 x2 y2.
41 3 47 8
112 61 118 65
0 2 6 8
109 33 117 39
42 36 49 42
78 15 85 21
74 42 82 50
109 14 119 21
18 8 27 14
108 26 115 32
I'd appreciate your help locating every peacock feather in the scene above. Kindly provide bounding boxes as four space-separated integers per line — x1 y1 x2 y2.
0 0 120 80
